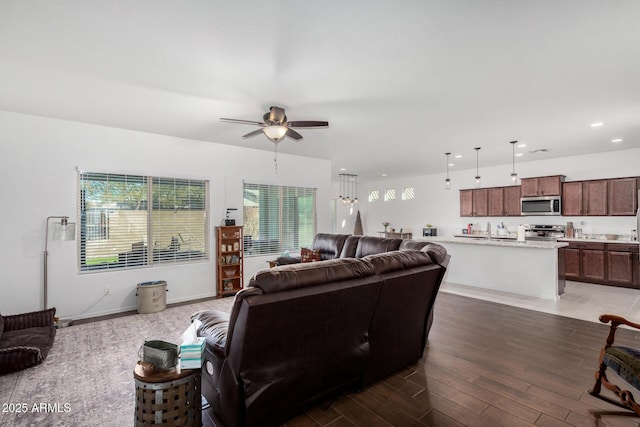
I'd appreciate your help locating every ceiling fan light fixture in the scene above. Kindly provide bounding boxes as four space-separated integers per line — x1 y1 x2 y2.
263 125 288 142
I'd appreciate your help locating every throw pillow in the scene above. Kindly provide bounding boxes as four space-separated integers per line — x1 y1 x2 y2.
300 247 322 263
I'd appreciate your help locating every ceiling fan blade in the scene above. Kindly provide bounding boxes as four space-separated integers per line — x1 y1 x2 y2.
287 121 329 128
286 128 304 140
220 118 264 126
242 129 265 139
268 106 287 124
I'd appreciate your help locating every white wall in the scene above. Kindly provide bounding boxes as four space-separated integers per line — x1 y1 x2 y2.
0 111 331 318
338 148 640 239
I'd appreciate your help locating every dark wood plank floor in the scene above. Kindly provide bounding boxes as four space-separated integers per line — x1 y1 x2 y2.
207 292 640 427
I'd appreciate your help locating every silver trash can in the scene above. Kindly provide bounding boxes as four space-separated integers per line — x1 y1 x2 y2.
136 281 167 314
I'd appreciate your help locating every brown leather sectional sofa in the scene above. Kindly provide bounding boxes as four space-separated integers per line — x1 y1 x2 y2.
193 234 449 427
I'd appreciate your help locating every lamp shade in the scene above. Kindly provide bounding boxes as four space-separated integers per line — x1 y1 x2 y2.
52 221 75 241
263 125 288 142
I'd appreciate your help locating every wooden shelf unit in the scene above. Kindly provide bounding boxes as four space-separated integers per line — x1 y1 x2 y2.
216 226 244 297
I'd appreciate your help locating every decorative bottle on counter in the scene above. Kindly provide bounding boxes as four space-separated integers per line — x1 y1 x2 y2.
566 222 574 238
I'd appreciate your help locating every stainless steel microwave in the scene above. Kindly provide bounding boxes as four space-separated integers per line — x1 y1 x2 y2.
521 196 561 216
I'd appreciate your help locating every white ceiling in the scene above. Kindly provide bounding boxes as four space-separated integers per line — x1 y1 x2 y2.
1 1 639 181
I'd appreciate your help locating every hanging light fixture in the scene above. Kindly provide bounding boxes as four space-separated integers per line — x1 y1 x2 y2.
444 152 451 190
474 147 481 187
338 173 358 205
262 125 288 143
510 140 518 183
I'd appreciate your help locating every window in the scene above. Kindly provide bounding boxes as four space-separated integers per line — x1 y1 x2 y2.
402 187 415 200
368 189 379 202
79 172 209 271
243 182 316 256
384 188 396 201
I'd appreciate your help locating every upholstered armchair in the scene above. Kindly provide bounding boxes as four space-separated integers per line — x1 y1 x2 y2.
590 314 640 415
0 308 57 375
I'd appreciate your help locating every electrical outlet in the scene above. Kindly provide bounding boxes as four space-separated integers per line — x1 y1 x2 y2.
104 285 111 296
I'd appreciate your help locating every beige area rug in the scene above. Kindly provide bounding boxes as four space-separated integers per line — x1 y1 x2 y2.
0 297 233 427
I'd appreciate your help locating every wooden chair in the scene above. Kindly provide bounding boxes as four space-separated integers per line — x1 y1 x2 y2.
590 314 640 416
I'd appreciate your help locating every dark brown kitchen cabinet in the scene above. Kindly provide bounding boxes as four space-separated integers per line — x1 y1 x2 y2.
582 248 606 282
608 177 638 216
520 175 564 197
487 187 505 216
584 180 608 216
460 190 473 216
504 185 521 216
563 242 638 288
563 247 581 280
460 188 488 217
607 244 639 288
473 189 488 217
562 181 583 216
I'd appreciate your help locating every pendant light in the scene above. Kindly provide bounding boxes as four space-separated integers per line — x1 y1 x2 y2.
510 140 518 184
474 147 481 187
339 173 358 205
444 152 451 190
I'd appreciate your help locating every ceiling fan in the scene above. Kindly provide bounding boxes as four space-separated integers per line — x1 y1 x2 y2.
220 106 328 144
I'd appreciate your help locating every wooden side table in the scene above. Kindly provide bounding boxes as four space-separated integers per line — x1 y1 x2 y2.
134 362 201 426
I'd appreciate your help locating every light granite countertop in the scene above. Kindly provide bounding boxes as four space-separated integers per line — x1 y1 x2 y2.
419 236 568 249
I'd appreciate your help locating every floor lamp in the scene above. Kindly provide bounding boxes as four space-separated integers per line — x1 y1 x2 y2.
44 216 75 327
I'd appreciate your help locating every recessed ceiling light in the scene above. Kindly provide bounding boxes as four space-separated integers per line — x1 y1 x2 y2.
455 154 462 158
517 143 527 148
448 163 454 167
381 173 388 177
591 122 604 128
340 167 346 171
611 138 623 143
515 153 524 157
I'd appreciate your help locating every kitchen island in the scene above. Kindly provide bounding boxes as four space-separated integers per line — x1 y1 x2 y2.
419 236 569 300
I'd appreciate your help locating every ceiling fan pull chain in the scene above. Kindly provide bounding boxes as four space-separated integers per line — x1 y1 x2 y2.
274 143 278 174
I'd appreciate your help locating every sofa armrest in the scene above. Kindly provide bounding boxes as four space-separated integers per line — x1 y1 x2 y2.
3 308 56 332
192 310 230 358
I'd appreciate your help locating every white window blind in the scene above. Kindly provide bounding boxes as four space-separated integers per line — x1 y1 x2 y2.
79 172 209 271
243 182 316 256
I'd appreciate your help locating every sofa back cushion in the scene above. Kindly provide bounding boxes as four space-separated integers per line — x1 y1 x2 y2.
339 235 361 258
249 258 375 294
420 243 448 265
354 236 402 258
363 250 435 274
312 233 350 260
398 239 428 251
0 315 3 340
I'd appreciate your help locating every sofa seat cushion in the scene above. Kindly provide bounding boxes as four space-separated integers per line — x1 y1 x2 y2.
250 258 375 294
363 250 435 274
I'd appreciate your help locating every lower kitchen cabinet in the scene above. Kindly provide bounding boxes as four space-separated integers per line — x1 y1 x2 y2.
562 242 639 288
